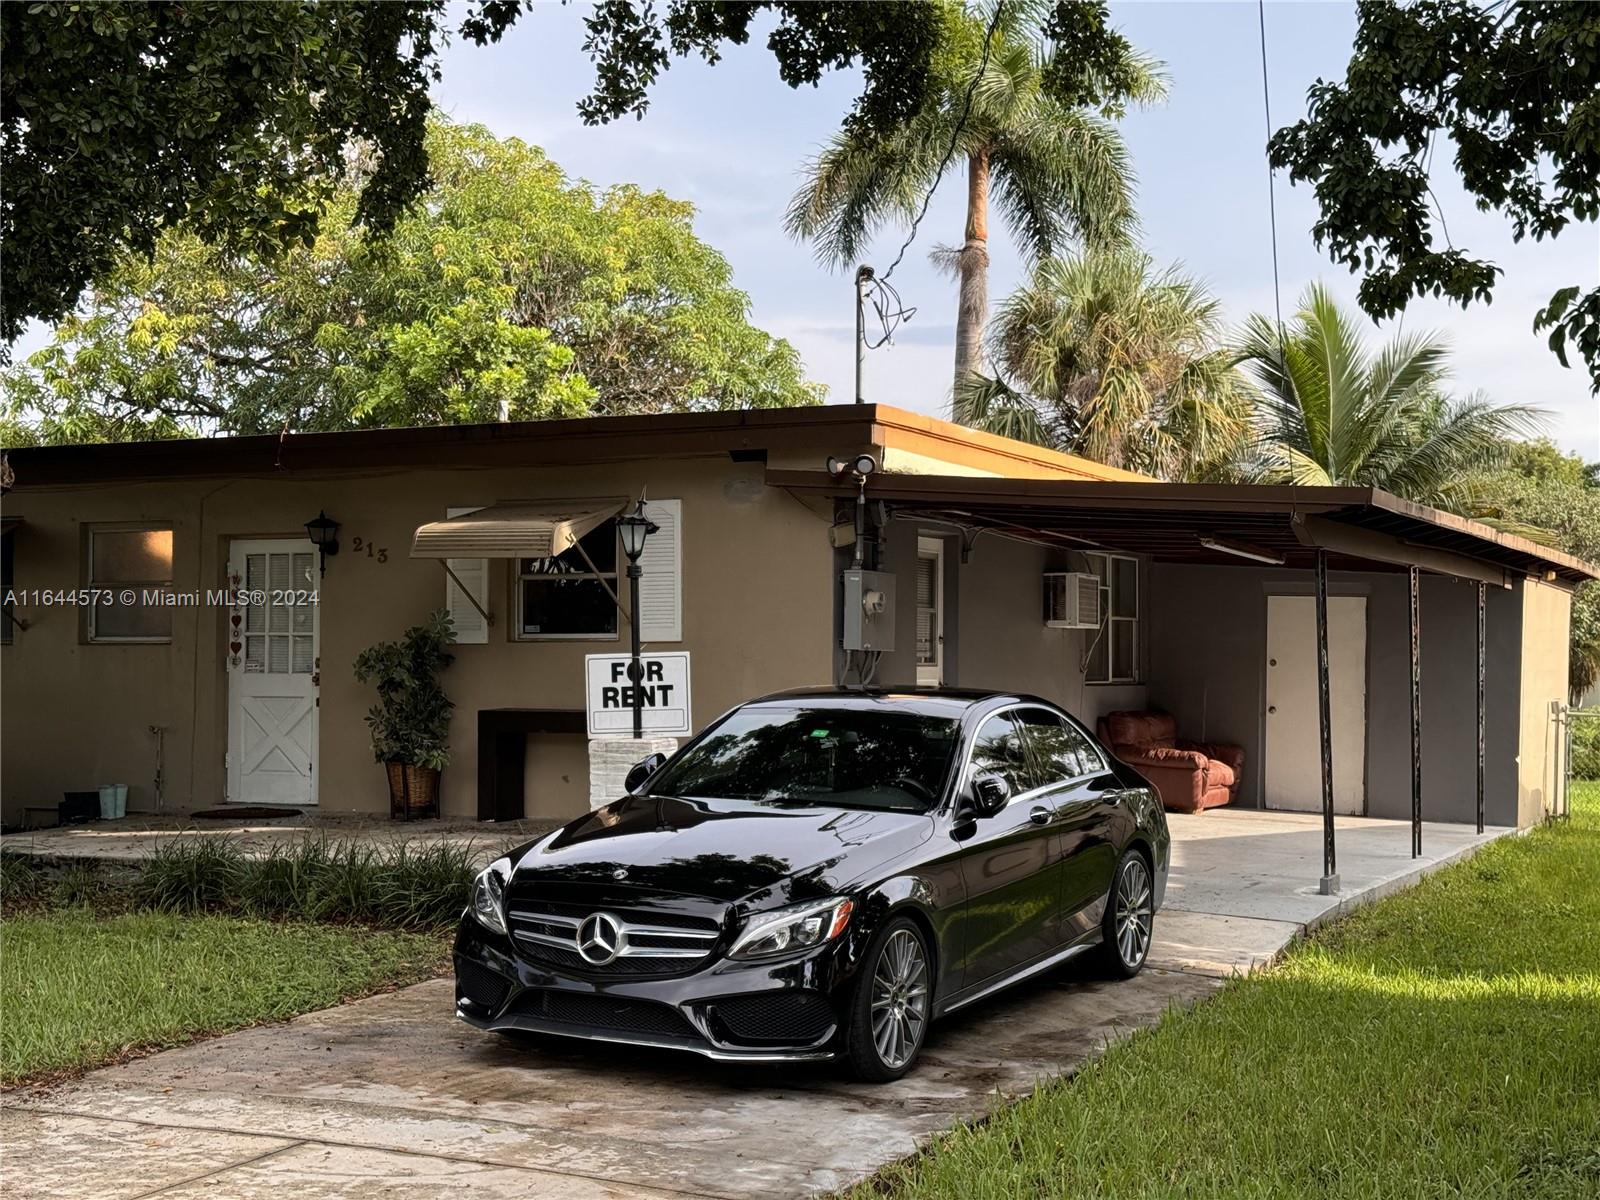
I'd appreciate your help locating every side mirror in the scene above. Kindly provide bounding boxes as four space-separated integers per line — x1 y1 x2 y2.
624 752 667 795
971 772 1011 817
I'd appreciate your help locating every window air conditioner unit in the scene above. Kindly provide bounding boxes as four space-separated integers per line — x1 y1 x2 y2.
1043 571 1101 629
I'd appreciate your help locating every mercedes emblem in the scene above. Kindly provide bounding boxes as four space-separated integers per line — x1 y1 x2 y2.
577 912 625 965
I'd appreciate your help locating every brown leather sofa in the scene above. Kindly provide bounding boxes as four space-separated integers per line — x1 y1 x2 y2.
1096 711 1243 814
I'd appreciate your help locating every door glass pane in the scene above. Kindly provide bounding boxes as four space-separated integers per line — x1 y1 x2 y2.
292 635 314 674
245 635 265 672
1016 709 1081 781
969 712 1034 796
268 636 290 674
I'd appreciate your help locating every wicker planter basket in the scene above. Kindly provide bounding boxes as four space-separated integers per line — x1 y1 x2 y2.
385 762 441 821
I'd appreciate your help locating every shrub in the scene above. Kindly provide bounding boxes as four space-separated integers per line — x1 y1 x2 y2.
135 838 245 912
52 863 107 908
1573 716 1600 781
0 847 46 907
127 835 474 930
352 611 457 770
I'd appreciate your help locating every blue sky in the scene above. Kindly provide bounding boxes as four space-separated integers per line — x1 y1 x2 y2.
432 0 1598 457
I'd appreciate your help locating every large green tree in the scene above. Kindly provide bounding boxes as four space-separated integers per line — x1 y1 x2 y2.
1473 441 1600 701
787 0 1163 391
953 248 1249 479
1268 0 1600 391
3 1 1138 347
1237 284 1543 511
2 122 819 444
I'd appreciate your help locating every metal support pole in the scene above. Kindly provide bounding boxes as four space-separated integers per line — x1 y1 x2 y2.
1476 581 1486 834
1409 565 1422 858
627 561 643 739
854 266 872 405
1316 549 1338 893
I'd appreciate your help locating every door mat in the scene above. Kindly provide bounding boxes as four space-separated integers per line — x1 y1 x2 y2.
191 807 304 820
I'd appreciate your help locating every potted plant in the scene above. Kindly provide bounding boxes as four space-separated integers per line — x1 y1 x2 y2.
353 610 456 819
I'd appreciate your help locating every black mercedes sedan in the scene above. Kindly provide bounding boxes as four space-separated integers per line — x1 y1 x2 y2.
454 689 1168 1080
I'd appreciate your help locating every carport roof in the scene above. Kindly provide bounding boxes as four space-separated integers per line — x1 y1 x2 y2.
766 471 1600 587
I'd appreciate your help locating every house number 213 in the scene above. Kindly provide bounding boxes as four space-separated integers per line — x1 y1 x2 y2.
349 536 389 563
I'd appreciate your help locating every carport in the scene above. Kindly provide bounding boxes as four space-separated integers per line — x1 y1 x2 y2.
770 471 1597 893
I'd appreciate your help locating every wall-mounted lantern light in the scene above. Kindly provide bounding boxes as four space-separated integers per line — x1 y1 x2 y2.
305 510 341 576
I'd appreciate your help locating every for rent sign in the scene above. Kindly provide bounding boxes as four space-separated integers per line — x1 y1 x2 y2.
585 652 693 737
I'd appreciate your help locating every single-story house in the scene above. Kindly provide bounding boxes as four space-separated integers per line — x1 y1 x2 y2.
2 404 1591 859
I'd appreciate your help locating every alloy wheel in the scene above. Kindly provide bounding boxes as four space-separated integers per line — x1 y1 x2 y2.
1115 857 1153 968
870 927 929 1069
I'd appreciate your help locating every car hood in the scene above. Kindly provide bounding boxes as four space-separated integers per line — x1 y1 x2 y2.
511 793 935 907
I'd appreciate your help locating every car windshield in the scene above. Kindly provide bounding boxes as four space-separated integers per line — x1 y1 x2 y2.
646 706 961 812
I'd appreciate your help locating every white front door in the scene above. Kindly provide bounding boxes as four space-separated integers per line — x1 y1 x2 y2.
915 537 944 687
1265 594 1366 814
227 539 319 806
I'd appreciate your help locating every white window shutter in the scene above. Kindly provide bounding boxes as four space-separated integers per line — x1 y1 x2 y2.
638 498 682 643
445 506 490 645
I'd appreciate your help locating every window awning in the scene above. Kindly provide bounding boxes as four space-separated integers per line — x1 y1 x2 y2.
410 499 625 560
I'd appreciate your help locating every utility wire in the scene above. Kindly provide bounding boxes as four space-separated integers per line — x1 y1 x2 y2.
880 0 1009 281
1257 0 1284 337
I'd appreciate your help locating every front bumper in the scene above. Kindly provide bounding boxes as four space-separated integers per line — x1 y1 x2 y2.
453 914 854 1063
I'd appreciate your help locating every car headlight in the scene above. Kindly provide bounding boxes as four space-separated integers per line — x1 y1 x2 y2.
728 897 853 960
470 858 510 936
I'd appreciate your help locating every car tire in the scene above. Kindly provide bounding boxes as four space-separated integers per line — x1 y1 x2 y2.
1098 848 1155 979
844 915 932 1082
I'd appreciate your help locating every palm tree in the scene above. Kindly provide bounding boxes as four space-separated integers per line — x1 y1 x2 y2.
1238 284 1545 511
786 0 1165 391
954 248 1252 479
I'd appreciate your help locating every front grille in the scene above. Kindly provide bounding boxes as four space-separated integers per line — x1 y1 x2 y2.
713 992 836 1045
507 900 721 977
456 958 511 1011
514 989 698 1039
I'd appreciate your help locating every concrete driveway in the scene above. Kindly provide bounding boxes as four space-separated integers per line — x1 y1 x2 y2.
5 809 1514 1198
5 963 1217 1200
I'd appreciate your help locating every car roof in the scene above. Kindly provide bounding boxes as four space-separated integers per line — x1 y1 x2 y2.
741 686 1047 720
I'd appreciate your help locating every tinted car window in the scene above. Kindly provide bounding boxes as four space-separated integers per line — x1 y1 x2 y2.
968 712 1036 797
646 706 961 812
1018 708 1107 783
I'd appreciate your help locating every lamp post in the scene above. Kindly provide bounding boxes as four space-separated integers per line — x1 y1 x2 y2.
617 499 659 739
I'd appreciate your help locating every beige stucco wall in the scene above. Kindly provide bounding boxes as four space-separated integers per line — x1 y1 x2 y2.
1 456 834 822
1516 577 1572 827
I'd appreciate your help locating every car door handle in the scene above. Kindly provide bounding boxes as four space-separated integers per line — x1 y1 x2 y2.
1028 806 1052 826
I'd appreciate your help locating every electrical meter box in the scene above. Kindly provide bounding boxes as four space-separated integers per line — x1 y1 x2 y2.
841 569 896 652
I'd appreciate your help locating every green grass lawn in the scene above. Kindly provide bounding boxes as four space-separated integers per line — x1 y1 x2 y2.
1 909 448 1086
855 783 1600 1200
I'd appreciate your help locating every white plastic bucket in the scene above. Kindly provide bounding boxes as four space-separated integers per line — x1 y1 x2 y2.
98 784 129 819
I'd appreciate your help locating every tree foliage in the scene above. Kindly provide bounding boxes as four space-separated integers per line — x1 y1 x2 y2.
1473 441 1600 700
0 1 520 344
1268 0 1600 390
3 122 819 443
1 0 1010 343
787 0 1162 389
954 248 1250 479
1237 284 1544 510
